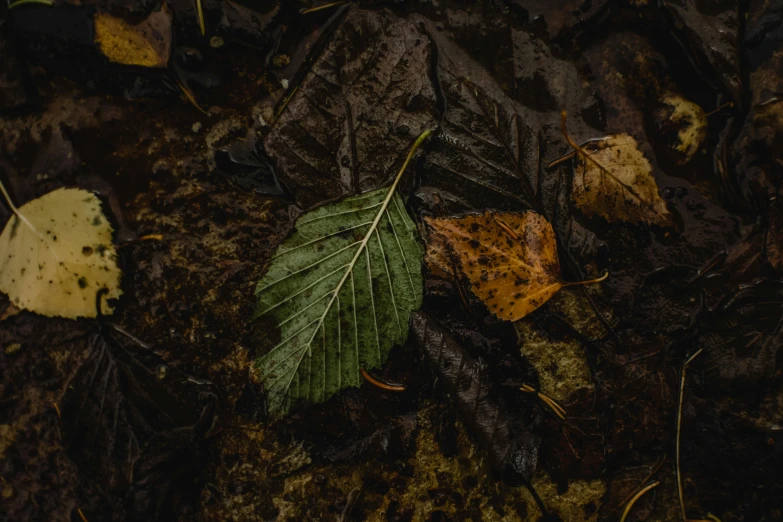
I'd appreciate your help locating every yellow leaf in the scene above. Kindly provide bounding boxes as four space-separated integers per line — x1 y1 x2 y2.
571 134 673 227
94 8 172 68
425 211 602 321
0 188 123 318
660 92 707 165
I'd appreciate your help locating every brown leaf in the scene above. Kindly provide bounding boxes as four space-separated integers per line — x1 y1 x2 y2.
571 134 672 227
425 211 566 321
94 7 172 69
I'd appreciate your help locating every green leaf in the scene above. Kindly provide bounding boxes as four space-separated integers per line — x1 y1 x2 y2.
254 131 431 417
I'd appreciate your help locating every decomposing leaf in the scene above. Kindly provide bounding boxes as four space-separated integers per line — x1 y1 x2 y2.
662 0 741 100
657 93 707 165
254 132 429 417
425 211 604 321
0 186 122 318
411 311 540 484
93 7 172 68
263 7 437 209
61 332 217 518
567 127 672 227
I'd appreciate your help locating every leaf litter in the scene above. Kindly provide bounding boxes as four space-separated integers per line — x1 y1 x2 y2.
2 1 783 521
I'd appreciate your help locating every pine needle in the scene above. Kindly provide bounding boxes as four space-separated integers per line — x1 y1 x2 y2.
619 481 659 522
360 368 405 392
195 0 206 36
301 1 345 14
8 0 53 8
521 384 567 420
677 348 703 522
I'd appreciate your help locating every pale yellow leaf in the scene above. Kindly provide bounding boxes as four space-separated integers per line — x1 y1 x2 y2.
0 188 122 318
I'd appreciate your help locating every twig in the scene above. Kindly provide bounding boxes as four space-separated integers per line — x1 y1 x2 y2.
677 348 704 522
360 368 405 392
619 481 660 522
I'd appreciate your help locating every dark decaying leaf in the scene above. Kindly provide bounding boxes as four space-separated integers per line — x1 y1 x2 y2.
413 15 541 212
214 138 287 196
662 0 741 100
732 0 783 207
506 0 612 40
263 7 437 209
411 311 540 484
61 332 217 520
698 281 783 385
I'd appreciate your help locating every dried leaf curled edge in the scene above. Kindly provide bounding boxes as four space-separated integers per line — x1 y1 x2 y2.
425 211 606 322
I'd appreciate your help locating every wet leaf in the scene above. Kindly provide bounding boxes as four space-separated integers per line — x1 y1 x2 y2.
425 211 585 322
0 187 122 318
254 132 428 417
663 0 741 100
656 92 707 165
263 7 437 209
61 332 217 519
571 134 673 227
411 311 540 484
93 7 172 68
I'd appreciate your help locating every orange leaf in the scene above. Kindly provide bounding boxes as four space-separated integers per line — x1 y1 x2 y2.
425 211 566 321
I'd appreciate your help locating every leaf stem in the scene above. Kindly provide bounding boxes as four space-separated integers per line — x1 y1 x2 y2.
560 110 609 175
0 179 54 255
562 271 609 287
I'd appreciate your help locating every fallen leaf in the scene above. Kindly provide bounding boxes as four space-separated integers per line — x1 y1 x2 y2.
93 7 172 68
425 211 603 321
568 131 672 227
662 0 741 100
263 7 436 209
411 311 540 483
0 186 123 318
61 332 217 517
254 132 429 417
657 92 707 165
